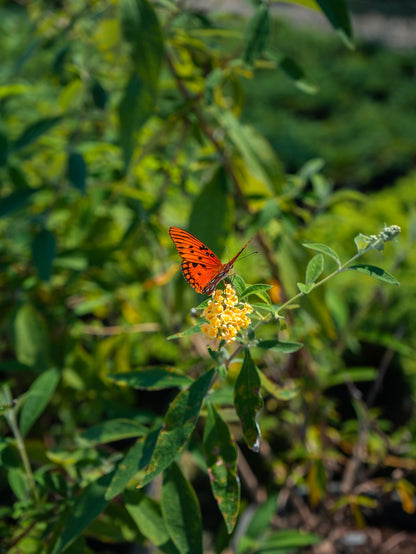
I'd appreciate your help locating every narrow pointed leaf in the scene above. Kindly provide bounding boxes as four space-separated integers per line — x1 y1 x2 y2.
303 242 341 267
305 254 324 284
12 303 49 368
67 151 87 193
257 339 303 353
234 350 263 452
138 369 216 487
124 489 180 554
243 3 270 65
346 264 399 285
167 324 203 340
11 116 61 152
260 529 321 549
105 430 159 500
0 187 36 217
119 0 163 168
20 368 60 437
51 472 114 554
32 228 56 281
162 462 203 554
203 403 240 533
315 0 353 49
107 368 193 390
81 419 147 445
239 284 273 301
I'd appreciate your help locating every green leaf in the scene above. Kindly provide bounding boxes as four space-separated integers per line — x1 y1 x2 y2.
106 431 159 500
118 72 153 169
11 303 50 368
138 369 216 487
0 187 36 218
167 324 203 340
239 284 272 301
305 254 324 284
234 350 263 452
303 242 341 267
239 495 278 552
259 529 321 550
203 403 239 533
20 368 60 437
297 282 314 294
162 462 203 554
354 233 374 252
7 468 30 500
107 368 193 390
67 152 87 193
188 166 232 258
124 489 180 554
279 56 317 94
346 264 400 285
257 340 303 354
325 367 378 388
32 228 56 282
120 0 163 82
51 472 114 554
243 3 270 65
119 0 163 168
232 275 246 296
217 111 283 193
258 372 299 401
315 0 353 49
81 419 147 445
11 116 62 152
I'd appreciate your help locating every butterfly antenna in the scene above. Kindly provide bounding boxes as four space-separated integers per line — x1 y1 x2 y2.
236 250 259 262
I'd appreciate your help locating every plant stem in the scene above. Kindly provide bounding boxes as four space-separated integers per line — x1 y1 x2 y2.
225 238 383 366
2 385 39 504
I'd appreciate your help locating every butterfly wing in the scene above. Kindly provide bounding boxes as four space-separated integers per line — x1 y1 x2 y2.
169 227 223 294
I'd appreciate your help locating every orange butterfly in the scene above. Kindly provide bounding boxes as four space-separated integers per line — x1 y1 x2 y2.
169 226 252 295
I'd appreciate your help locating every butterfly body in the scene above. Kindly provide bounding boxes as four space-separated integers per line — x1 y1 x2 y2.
169 226 251 295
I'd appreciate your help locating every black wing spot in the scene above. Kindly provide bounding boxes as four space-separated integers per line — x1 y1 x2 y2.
210 253 215 258
192 262 198 267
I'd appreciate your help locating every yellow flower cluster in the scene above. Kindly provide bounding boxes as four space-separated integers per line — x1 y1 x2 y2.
201 284 253 344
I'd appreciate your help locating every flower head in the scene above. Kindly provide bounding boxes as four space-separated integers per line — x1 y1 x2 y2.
201 284 252 345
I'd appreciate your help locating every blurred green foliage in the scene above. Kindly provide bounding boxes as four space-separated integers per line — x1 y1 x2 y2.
242 19 416 189
0 0 415 552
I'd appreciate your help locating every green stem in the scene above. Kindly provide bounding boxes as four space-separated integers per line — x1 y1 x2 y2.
2 385 39 504
225 238 383 366
275 238 383 318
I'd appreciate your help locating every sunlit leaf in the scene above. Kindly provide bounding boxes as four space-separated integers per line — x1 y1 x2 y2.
346 264 399 285
11 304 49 368
303 242 341 267
257 339 303 353
20 368 60 437
305 254 324 284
